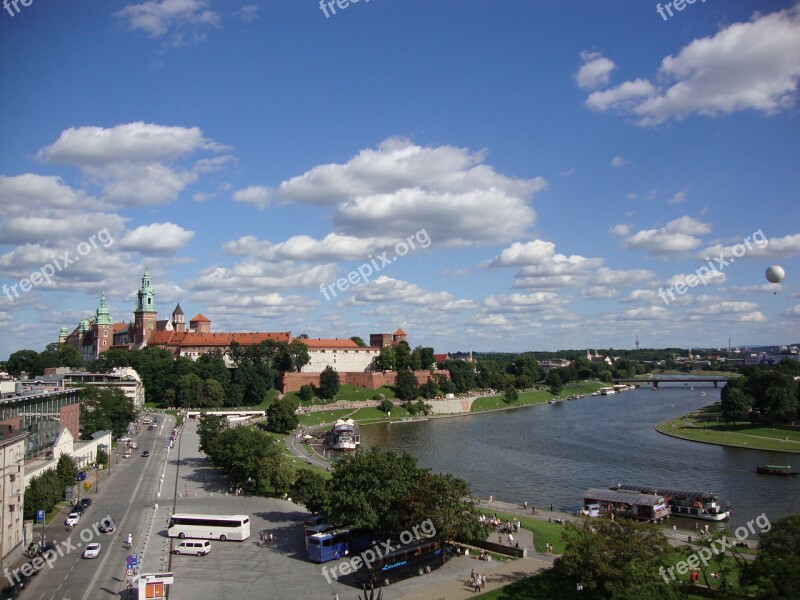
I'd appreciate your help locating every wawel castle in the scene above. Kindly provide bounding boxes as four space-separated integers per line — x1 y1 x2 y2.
60 271 414 390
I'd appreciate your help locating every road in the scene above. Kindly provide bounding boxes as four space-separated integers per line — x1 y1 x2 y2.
19 415 176 600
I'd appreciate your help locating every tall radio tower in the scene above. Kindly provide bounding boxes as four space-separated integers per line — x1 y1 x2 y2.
635 335 640 351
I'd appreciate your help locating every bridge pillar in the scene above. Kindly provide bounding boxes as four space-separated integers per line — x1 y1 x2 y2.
714 381 718 387
653 381 658 388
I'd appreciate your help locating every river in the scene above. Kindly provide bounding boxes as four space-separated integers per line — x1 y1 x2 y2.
359 383 798 533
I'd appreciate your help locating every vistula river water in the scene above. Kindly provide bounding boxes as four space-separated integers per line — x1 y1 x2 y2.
358 382 798 534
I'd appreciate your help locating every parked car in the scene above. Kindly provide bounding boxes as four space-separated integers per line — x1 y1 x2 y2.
148 425 155 430
82 543 101 559
65 512 80 527
79 498 92 509
76 471 87 482
142 450 150 457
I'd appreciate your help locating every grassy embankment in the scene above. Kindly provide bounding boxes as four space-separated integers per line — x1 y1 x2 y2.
656 402 800 453
471 381 606 413
478 509 567 554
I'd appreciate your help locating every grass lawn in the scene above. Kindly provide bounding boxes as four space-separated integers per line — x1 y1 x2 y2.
656 402 800 453
350 405 412 421
479 509 566 554
471 382 605 413
297 409 354 427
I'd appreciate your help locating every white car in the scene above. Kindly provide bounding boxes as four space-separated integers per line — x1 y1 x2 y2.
65 512 80 527
82 543 101 559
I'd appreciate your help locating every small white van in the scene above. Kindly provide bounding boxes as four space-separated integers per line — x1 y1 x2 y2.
173 539 211 556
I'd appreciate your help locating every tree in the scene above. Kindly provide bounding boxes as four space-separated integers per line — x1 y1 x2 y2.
202 378 226 408
419 378 438 399
404 472 491 543
131 347 174 406
96 448 109 466
394 369 419 401
504 386 519 404
350 336 366 347
55 454 78 491
377 345 396 371
266 397 299 433
208 426 287 492
377 398 394 413
290 469 329 514
89 347 132 372
318 366 340 400
232 362 270 405
446 361 476 393
175 373 204 408
288 340 311 372
720 380 751 425
298 384 315 402
197 414 227 456
742 515 800 599
79 386 135 439
326 449 423 538
555 518 678 599
394 341 412 371
6 349 39 377
193 350 231 389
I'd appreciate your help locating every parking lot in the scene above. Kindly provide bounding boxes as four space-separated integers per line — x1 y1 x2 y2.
161 419 482 600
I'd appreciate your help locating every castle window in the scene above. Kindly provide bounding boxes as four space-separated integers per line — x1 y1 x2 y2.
104 330 108 336
103 341 107 346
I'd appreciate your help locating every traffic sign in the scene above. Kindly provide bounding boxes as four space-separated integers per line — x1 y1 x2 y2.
126 568 134 576
36 510 45 523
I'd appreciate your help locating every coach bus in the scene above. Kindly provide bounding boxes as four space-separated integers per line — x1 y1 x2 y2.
167 513 251 541
307 527 373 563
356 539 445 588
304 523 337 550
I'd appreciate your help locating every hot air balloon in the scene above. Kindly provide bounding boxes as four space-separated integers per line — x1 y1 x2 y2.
765 265 785 284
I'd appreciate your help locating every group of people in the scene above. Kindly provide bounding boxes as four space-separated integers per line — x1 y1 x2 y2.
479 514 520 534
544 542 553 555
469 569 486 592
258 530 275 546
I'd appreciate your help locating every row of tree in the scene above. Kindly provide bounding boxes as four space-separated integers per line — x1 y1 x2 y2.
23 455 79 520
198 415 292 492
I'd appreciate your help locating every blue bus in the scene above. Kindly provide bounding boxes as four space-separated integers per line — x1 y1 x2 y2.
307 527 373 563
304 523 336 550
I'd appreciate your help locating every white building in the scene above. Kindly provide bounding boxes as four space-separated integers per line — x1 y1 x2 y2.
300 339 380 373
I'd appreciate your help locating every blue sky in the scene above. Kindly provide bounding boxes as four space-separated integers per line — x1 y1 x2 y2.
1 0 799 359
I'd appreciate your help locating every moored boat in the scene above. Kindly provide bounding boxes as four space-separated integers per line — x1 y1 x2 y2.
756 464 797 476
611 483 730 521
325 418 360 451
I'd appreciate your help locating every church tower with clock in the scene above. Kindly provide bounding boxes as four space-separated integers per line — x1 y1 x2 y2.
133 269 157 345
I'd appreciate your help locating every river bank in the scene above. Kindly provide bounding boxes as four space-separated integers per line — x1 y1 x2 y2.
655 402 800 454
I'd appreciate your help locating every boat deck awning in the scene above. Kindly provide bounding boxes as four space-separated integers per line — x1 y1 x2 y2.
584 488 665 506
614 484 715 501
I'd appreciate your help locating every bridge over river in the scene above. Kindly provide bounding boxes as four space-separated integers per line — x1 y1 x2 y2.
613 377 729 388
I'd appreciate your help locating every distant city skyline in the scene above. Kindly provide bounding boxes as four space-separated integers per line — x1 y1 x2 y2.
1 1 799 359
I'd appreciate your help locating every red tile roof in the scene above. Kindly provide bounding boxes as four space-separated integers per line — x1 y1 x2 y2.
434 353 449 363
189 313 211 322
394 328 407 336
148 331 291 347
298 338 362 349
113 322 129 334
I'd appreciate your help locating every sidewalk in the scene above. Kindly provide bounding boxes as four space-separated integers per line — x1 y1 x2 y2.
398 555 554 600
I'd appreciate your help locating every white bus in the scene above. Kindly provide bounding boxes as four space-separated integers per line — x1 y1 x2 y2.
167 513 251 541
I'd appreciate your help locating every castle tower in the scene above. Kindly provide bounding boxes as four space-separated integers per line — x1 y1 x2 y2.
94 290 114 357
58 327 68 345
172 302 185 333
133 269 157 344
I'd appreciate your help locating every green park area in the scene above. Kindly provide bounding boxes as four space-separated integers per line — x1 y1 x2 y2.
471 381 605 413
656 403 800 453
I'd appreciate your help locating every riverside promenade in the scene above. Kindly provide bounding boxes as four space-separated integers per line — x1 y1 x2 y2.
397 499 569 600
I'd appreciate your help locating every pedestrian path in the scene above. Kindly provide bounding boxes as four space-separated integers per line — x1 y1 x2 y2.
397 556 553 600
